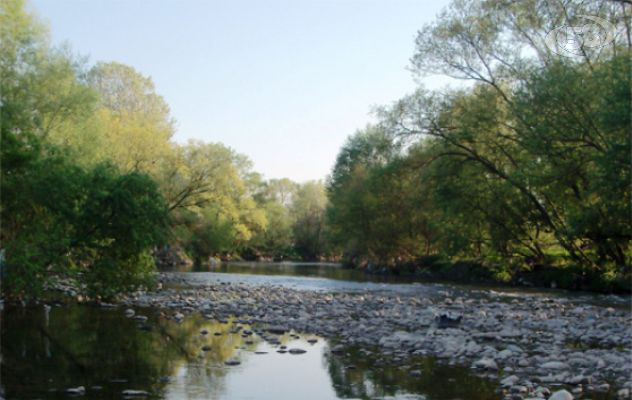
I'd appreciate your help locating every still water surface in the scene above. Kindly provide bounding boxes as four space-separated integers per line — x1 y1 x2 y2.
2 302 496 399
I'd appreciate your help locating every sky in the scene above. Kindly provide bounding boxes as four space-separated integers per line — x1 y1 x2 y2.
30 0 452 182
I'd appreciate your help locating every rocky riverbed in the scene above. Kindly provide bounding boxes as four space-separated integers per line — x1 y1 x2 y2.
118 273 632 400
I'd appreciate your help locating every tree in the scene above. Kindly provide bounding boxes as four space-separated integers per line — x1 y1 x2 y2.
1 1 169 299
292 181 329 260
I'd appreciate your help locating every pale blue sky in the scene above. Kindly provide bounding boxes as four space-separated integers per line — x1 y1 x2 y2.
31 0 451 182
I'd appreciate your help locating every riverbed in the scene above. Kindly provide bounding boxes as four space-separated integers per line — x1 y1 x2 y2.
2 262 631 400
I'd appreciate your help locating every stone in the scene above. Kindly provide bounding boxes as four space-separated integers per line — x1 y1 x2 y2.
122 390 150 397
125 309 135 317
540 361 568 370
288 348 307 354
618 388 631 399
267 325 289 334
224 359 241 366
497 349 513 359
548 389 573 400
331 344 345 354
65 386 85 395
473 358 498 370
501 375 520 387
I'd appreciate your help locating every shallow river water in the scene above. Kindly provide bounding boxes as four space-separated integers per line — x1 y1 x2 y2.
1 262 628 399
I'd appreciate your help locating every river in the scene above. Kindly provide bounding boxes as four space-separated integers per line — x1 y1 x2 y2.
1 262 629 399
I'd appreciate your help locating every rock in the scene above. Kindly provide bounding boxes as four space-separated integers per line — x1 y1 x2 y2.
511 385 528 394
409 370 422 377
65 386 86 396
435 314 462 329
201 345 212 351
267 325 289 334
497 349 513 359
307 339 318 344
540 361 568 370
122 390 150 397
548 389 573 400
173 312 184 322
473 358 498 370
125 309 135 317
65 386 86 395
618 388 631 399
501 375 520 387
331 344 345 354
224 359 241 366
288 348 306 354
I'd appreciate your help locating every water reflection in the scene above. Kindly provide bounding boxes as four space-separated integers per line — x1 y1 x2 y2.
1 304 496 400
326 347 496 399
179 261 438 285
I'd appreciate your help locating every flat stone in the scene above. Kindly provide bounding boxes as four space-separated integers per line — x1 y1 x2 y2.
65 386 85 396
122 390 150 397
473 358 498 370
549 389 573 400
541 361 569 370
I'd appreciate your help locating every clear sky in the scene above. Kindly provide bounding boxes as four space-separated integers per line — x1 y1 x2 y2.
30 0 451 182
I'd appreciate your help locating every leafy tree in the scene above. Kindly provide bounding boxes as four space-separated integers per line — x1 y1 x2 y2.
292 181 329 260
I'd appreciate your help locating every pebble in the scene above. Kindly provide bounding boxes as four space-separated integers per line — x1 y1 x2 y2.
548 389 573 400
122 390 150 397
65 386 85 395
118 273 631 398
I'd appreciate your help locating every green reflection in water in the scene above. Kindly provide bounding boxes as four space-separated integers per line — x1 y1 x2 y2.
2 304 500 400
325 345 497 399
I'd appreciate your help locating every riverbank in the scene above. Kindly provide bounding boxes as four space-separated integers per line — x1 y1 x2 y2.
116 272 632 400
347 259 632 295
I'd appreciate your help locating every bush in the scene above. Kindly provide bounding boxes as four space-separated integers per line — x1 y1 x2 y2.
1 132 169 300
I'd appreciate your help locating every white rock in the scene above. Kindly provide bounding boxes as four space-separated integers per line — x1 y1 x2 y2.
548 389 573 400
65 386 86 395
497 349 513 359
618 388 631 399
501 375 520 387
473 357 498 370
541 361 569 370
122 390 150 397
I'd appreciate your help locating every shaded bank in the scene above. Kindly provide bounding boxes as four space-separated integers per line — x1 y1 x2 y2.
344 258 631 294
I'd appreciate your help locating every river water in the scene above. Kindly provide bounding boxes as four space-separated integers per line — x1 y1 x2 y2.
1 262 627 399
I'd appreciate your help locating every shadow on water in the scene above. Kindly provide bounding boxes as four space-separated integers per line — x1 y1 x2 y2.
1 303 498 400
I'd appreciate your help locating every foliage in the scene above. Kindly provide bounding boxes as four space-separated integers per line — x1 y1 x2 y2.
326 0 631 290
1 1 168 299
